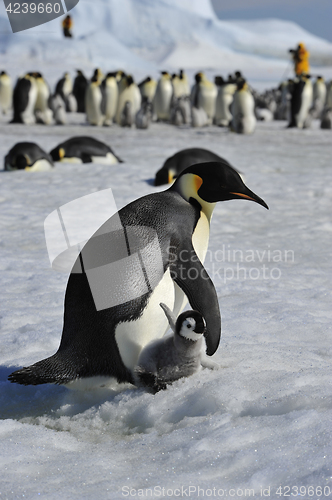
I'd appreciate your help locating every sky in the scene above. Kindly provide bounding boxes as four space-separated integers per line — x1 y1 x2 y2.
211 0 332 43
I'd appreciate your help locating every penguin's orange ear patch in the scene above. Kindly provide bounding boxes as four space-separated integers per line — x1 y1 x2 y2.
194 175 203 191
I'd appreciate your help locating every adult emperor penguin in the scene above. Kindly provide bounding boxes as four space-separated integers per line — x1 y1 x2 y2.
153 72 173 121
134 303 206 393
4 142 54 171
73 70 88 113
11 73 37 124
0 71 12 115
214 79 237 127
311 76 326 119
115 75 141 126
85 69 105 126
33 72 53 125
231 80 256 134
288 74 313 129
8 161 268 387
102 72 119 126
190 72 217 123
138 76 157 102
155 147 232 186
55 72 74 111
49 136 123 164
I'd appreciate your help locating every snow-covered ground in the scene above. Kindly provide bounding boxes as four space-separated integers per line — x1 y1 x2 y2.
1 115 331 499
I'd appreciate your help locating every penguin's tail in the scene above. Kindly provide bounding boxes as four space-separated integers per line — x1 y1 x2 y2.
8 354 73 386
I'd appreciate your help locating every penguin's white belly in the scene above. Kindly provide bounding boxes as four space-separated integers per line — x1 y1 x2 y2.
91 153 119 164
26 160 53 171
115 268 176 370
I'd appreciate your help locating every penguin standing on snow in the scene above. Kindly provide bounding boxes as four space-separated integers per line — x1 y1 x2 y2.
231 80 256 134
33 72 53 125
214 78 237 127
55 72 76 112
311 76 326 119
288 74 313 129
191 72 217 123
134 303 207 393
0 71 12 115
115 75 141 126
4 142 54 171
153 72 173 121
85 69 105 126
138 76 157 102
73 70 88 113
11 73 37 124
8 161 268 388
102 72 119 126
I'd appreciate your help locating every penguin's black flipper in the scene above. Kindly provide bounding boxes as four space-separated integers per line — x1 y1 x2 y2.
170 243 221 356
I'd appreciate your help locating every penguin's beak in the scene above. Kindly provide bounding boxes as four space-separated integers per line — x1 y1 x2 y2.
229 188 269 209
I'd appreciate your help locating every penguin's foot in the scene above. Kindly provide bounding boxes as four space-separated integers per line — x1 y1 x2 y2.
134 369 168 394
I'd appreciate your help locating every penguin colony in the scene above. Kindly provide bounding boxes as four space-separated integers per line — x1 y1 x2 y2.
2 68 331 132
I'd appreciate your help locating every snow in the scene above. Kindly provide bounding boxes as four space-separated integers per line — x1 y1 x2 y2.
1 117 332 498
1 0 332 497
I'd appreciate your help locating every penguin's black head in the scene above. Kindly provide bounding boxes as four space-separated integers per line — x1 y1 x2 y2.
49 147 61 162
171 161 268 209
176 310 206 341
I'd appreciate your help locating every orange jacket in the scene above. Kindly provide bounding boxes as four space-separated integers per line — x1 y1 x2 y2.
62 17 73 30
293 43 310 75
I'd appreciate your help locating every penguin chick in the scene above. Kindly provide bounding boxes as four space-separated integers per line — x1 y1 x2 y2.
134 303 206 393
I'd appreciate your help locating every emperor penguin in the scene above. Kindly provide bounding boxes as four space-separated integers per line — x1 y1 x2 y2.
102 72 119 126
311 76 326 119
55 72 75 111
214 78 237 127
33 72 53 125
85 69 105 126
288 74 313 129
49 136 123 164
73 70 88 113
134 303 207 393
325 80 332 109
11 73 37 124
154 147 232 186
153 72 173 121
4 142 54 171
172 69 190 99
8 161 268 388
0 71 12 115
231 80 256 134
138 76 157 102
135 97 153 129
190 72 217 123
320 107 332 129
115 75 141 126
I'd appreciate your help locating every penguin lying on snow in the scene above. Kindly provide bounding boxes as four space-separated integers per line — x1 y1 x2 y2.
50 136 123 164
4 142 54 171
134 303 207 393
9 161 268 388
154 147 234 186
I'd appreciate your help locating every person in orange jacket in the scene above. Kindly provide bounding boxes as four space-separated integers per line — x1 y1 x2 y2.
62 15 73 38
289 42 310 76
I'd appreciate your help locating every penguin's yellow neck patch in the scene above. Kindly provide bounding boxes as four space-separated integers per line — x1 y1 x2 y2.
59 148 65 159
177 173 215 221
